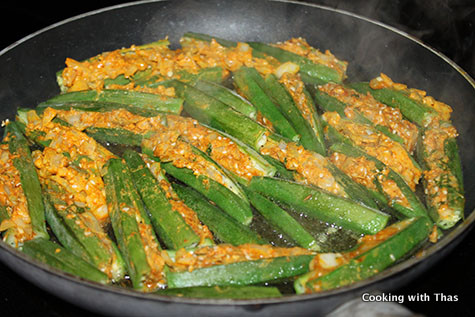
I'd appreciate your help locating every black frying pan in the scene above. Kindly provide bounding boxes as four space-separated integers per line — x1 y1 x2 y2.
0 1 474 316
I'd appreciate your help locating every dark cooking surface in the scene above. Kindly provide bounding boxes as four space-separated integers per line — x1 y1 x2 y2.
0 1 473 316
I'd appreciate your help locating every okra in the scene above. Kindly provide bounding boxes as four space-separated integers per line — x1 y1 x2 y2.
294 217 432 293
349 82 437 127
233 67 300 141
157 285 282 299
40 89 183 115
248 177 390 235
173 183 266 245
247 42 344 84
168 79 269 150
182 32 238 48
314 86 415 151
322 111 422 191
419 126 464 229
245 190 319 250
192 79 257 119
329 141 428 219
263 73 326 154
160 160 253 226
5 122 49 240
326 163 380 210
103 158 166 291
56 39 171 92
86 127 145 147
262 155 296 181
122 149 201 249
36 100 164 118
43 193 126 281
176 67 227 85
167 254 314 288
21 238 109 284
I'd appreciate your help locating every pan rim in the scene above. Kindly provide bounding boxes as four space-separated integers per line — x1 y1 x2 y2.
0 0 474 308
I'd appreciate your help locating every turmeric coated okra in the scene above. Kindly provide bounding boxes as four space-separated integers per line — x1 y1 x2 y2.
0 32 465 297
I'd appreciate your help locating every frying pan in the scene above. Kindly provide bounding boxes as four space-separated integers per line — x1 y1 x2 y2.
0 0 474 316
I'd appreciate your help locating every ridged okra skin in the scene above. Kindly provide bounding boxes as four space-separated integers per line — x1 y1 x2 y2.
122 149 201 249
5 121 49 241
233 67 300 142
248 176 390 235
263 73 326 155
294 217 432 293
168 79 269 151
348 82 437 128
245 189 319 251
247 42 344 84
173 183 266 246
43 196 126 282
166 254 314 288
161 161 253 226
103 158 166 292
21 238 109 284
328 140 428 220
192 79 257 119
41 89 183 115
350 80 464 229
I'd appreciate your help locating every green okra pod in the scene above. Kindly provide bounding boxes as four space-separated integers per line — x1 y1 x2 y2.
122 149 201 249
103 158 166 291
192 79 257 119
157 285 282 299
263 73 325 154
43 195 126 281
349 82 437 127
167 254 314 288
173 183 266 245
247 42 344 84
329 141 428 220
5 122 49 240
161 161 253 226
40 89 183 115
21 238 109 284
246 190 319 250
314 88 408 147
294 217 432 293
248 176 390 235
233 67 300 142
168 79 269 150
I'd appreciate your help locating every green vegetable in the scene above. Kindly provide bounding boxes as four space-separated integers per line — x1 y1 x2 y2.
173 183 266 245
167 254 314 288
248 177 390 235
329 141 428 220
21 238 109 284
349 82 437 127
40 89 183 115
314 88 406 146
233 67 300 141
263 73 326 154
294 217 431 293
5 122 49 240
43 195 126 281
168 79 269 150
160 161 253 226
247 42 343 84
123 149 201 249
246 190 319 250
192 79 257 119
420 130 464 229
103 158 165 291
